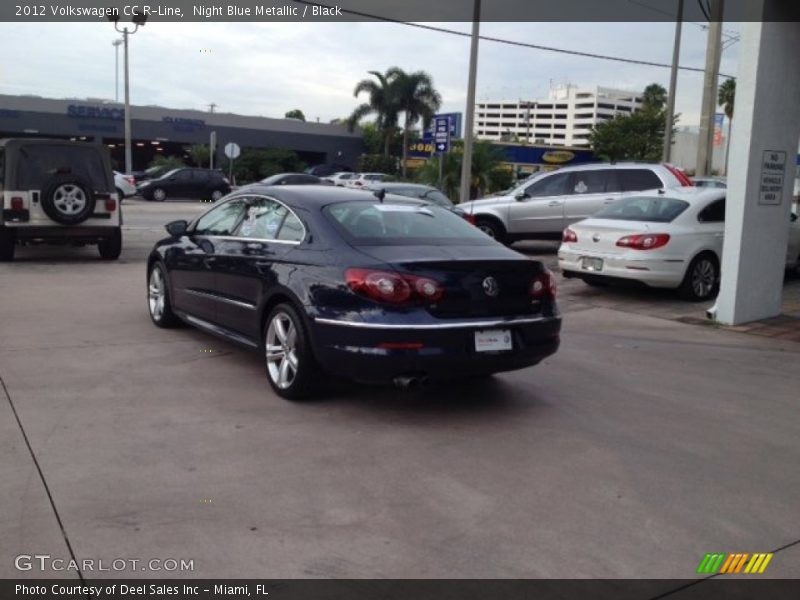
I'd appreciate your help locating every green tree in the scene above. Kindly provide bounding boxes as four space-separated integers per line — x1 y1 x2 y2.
416 141 508 201
642 83 668 110
184 144 210 168
285 109 306 121
385 67 442 178
148 155 185 170
590 82 676 162
347 70 400 157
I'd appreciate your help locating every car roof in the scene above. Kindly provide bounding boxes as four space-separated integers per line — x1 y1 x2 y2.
549 162 670 173
367 182 433 190
231 183 418 209
626 187 725 202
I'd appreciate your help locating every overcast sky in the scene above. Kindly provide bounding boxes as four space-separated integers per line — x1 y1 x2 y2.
0 21 741 128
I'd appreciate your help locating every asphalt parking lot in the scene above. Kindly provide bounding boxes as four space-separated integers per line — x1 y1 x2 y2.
1 198 799 579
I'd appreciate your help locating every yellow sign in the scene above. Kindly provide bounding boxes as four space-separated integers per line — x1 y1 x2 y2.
542 150 575 164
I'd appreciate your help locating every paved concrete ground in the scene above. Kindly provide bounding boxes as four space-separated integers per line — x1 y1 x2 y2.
1 199 799 579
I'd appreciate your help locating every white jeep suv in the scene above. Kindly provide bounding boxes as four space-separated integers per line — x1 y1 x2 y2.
0 138 122 261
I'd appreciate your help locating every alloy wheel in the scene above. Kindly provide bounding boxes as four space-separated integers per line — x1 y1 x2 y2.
265 312 299 389
691 258 716 299
148 267 166 321
478 224 496 238
153 188 166 202
53 184 87 216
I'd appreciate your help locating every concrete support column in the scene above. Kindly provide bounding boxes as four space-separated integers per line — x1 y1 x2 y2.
716 11 800 325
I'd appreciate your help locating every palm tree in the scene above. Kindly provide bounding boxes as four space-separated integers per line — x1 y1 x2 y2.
417 141 507 201
642 83 668 111
347 70 400 157
386 67 442 177
718 78 736 174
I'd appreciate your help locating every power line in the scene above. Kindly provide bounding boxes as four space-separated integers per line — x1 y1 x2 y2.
290 1 734 78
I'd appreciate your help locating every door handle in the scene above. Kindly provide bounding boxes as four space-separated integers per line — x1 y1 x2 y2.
203 257 216 268
548 200 563 206
603 198 615 204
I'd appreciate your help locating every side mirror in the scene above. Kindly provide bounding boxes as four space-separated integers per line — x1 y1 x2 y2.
515 191 528 201
165 220 188 237
791 213 798 223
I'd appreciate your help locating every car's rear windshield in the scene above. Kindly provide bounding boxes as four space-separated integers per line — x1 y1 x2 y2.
324 201 494 246
15 144 111 191
593 196 690 223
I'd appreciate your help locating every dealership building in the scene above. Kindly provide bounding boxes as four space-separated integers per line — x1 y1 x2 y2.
0 94 365 171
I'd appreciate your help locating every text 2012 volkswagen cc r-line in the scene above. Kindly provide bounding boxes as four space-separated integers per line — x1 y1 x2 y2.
146 186 561 399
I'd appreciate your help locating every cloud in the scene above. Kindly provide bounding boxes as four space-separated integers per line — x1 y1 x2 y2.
0 21 740 127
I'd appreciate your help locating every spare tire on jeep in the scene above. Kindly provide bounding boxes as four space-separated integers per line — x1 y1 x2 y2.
40 174 96 225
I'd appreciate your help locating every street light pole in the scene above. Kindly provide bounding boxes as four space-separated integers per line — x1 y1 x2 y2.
696 0 724 177
109 12 146 175
662 0 683 162
459 0 481 204
112 38 123 103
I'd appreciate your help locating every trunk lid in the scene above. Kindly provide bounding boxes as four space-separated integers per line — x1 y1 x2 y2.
567 219 661 255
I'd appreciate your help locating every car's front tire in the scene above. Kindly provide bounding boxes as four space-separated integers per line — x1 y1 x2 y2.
152 188 167 202
98 227 122 260
680 253 719 302
147 262 180 327
211 189 224 201
264 303 321 400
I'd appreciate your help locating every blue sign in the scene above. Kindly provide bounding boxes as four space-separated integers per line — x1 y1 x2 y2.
423 112 462 143
434 116 450 153
67 104 124 120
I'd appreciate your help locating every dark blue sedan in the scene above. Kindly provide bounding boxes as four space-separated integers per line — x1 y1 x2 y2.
146 186 561 399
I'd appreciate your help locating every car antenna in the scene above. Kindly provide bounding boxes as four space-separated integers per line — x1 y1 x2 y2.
374 188 386 203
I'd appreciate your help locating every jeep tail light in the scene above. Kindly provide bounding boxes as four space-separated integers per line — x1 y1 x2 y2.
562 228 578 243
345 268 444 304
105 198 117 212
530 269 557 299
616 233 670 250
11 197 24 211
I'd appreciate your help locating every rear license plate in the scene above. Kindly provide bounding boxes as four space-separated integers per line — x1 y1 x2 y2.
474 329 513 353
581 257 604 272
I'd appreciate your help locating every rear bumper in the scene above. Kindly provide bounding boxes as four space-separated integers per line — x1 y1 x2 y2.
558 247 685 288
8 225 120 242
310 315 561 383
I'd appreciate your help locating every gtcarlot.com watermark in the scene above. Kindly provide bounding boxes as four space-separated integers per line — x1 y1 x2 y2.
15 554 194 572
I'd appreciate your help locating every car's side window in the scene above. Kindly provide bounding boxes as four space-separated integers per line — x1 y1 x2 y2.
234 197 288 240
276 212 305 242
194 199 247 236
525 172 572 197
572 170 608 194
175 170 192 181
698 198 726 223
618 169 663 192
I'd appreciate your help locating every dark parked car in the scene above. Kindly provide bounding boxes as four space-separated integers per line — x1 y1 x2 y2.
138 168 231 202
131 165 172 183
146 186 561 399
258 173 333 186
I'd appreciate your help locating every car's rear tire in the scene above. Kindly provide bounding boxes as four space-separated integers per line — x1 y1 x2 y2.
98 227 122 260
116 187 126 203
211 189 224 201
0 226 16 262
152 188 167 202
680 253 719 302
475 218 506 244
264 303 321 400
147 262 180 328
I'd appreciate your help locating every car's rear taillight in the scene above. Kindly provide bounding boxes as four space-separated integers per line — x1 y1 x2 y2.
562 227 578 243
345 268 444 304
353 181 363 186
11 197 24 211
616 233 670 250
530 269 557 299
105 199 117 212
664 164 693 187
124 176 135 186
463 213 476 225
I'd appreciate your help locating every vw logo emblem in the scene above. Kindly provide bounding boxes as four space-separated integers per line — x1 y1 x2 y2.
482 276 499 297
592 233 600 243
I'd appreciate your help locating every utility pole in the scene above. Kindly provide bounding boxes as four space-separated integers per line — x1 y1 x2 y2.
459 0 481 204
662 0 683 162
696 0 724 176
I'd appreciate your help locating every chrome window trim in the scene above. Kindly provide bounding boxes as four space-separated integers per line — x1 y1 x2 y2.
185 288 257 311
313 316 548 330
192 192 307 244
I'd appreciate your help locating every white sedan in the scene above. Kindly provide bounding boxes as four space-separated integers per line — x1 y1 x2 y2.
558 188 800 302
114 171 137 199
